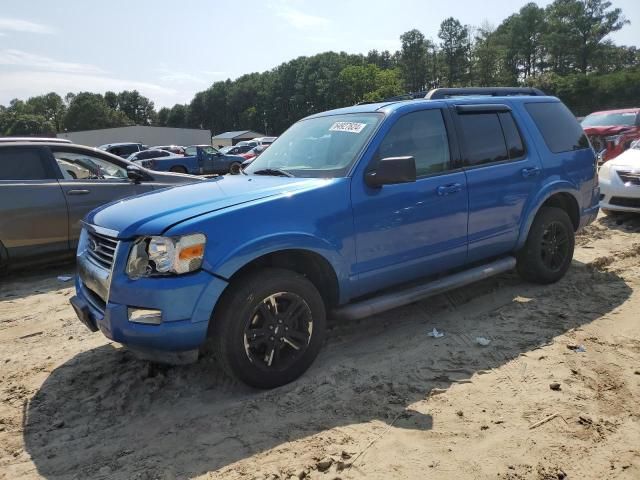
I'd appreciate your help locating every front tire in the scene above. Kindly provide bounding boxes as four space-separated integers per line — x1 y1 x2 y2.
516 207 575 284
169 166 187 174
210 268 326 388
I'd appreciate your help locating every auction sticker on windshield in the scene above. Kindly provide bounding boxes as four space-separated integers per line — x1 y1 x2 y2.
330 122 367 133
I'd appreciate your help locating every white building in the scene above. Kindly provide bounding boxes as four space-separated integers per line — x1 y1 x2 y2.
57 126 211 147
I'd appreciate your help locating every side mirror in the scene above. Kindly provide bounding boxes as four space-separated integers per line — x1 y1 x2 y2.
365 156 416 188
127 165 145 183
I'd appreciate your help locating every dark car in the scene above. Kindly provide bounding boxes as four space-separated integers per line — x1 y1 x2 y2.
0 142 203 271
98 142 146 158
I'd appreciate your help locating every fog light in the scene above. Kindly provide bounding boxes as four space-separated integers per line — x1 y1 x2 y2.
128 308 162 325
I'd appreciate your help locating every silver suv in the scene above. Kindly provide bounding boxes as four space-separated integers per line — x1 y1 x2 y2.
0 141 202 271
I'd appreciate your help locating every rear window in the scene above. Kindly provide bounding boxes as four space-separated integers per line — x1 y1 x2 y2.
581 112 638 127
0 148 50 180
525 102 589 153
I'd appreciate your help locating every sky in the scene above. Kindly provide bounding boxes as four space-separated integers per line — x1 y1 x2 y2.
1 0 639 108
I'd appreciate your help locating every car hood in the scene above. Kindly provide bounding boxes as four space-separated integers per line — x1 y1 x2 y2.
606 148 640 169
583 125 636 136
86 175 338 238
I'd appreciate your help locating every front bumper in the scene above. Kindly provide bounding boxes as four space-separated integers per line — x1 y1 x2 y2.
600 174 640 212
72 241 228 357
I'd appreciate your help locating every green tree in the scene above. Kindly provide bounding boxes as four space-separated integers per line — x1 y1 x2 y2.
166 104 188 128
438 17 470 86
5 114 55 136
157 107 170 127
64 92 132 131
25 92 66 131
399 29 429 91
116 90 156 125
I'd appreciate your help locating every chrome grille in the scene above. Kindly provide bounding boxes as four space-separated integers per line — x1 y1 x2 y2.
617 170 640 186
86 231 118 270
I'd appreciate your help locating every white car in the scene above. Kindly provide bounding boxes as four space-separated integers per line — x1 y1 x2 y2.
599 139 640 214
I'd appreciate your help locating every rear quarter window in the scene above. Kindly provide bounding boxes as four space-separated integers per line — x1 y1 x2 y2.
525 102 589 153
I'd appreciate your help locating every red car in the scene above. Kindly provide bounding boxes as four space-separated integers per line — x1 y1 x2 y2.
581 108 640 162
240 145 268 161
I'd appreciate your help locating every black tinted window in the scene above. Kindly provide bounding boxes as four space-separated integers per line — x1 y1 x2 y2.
120 145 139 155
498 112 526 159
459 113 508 166
0 148 50 180
378 109 450 176
526 102 589 153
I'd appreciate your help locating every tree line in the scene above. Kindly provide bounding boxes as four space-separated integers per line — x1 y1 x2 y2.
1 0 638 138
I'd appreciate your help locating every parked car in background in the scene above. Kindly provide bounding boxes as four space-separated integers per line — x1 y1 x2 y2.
139 145 245 175
581 108 640 163
598 139 640 215
236 140 258 148
240 145 268 162
98 142 146 158
126 149 174 162
0 141 202 271
70 87 598 389
219 144 254 155
252 136 277 146
240 145 268 168
149 145 185 155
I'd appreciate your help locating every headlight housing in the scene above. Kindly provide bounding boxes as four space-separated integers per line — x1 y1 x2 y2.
126 233 206 278
598 162 612 182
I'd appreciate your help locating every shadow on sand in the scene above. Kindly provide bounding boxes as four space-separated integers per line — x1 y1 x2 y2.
23 260 631 479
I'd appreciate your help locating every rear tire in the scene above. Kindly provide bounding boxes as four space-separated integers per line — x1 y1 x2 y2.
229 162 242 175
169 166 187 174
516 207 575 284
210 268 326 389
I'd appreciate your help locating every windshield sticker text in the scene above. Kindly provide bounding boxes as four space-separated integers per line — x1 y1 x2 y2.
329 122 367 133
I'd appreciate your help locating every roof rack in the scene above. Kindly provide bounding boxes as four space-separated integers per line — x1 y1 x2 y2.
424 87 545 99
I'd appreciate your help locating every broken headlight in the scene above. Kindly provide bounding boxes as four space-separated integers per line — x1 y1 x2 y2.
126 233 206 278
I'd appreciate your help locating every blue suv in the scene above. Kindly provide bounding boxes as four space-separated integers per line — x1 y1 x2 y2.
70 88 599 388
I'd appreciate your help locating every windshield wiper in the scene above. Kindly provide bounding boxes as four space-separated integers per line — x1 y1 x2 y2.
252 168 294 177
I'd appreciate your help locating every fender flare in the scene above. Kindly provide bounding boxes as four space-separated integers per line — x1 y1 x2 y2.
208 232 352 303
516 181 581 250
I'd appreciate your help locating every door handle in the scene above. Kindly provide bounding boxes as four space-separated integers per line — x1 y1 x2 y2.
67 189 90 195
436 183 462 196
521 167 541 178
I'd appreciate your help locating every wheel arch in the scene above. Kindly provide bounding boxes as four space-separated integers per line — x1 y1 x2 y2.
209 234 350 308
517 184 581 250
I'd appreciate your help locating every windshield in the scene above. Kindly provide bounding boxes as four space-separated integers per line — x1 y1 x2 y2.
581 112 638 127
244 113 382 178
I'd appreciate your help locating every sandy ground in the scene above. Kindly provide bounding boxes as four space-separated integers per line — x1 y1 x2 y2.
1 213 639 480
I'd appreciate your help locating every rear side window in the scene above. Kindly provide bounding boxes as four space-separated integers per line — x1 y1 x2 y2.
525 102 589 153
0 148 51 180
459 113 508 166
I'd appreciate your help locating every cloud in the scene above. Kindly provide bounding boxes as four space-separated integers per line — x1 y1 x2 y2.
0 17 54 35
274 6 329 29
0 49 106 75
